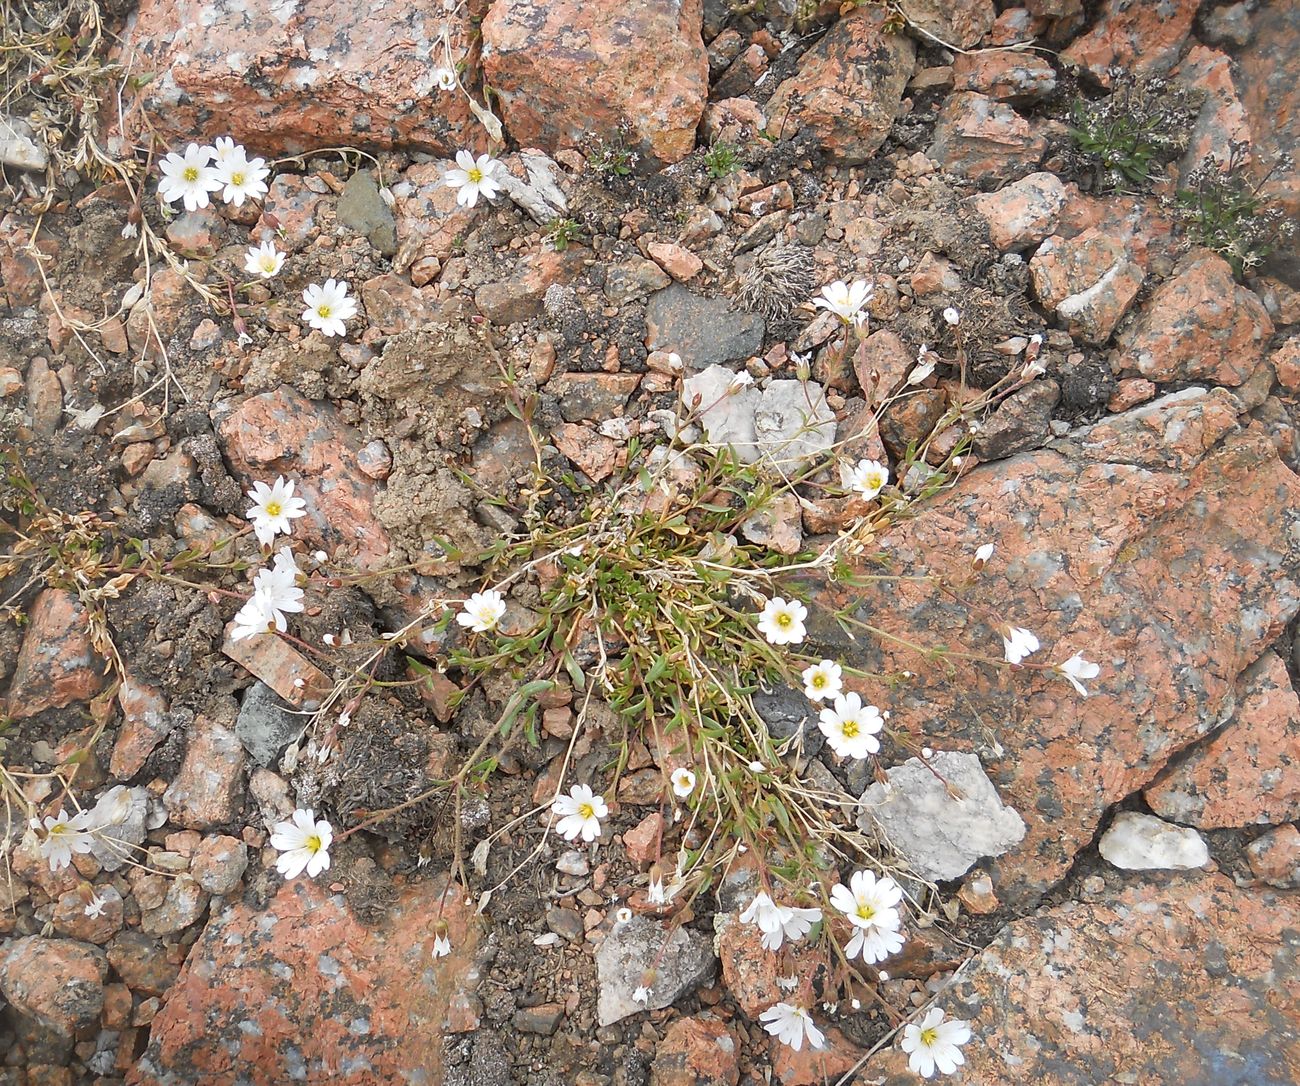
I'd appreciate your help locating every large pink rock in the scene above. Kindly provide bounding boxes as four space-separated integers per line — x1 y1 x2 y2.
6 589 105 719
110 0 483 155
481 0 708 165
813 387 1300 909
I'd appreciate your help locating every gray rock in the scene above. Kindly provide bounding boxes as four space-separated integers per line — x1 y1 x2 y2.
595 915 717 1026
499 151 567 225
973 379 1060 461
858 751 1026 881
646 284 765 371
0 115 47 172
89 785 150 873
754 683 824 757
1098 811 1209 871
336 170 397 257
235 682 303 768
683 366 836 466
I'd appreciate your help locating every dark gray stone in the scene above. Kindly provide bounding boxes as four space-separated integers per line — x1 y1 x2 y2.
645 284 765 372
595 916 717 1025
754 683 825 757
974 379 1061 461
234 682 302 768
336 170 397 257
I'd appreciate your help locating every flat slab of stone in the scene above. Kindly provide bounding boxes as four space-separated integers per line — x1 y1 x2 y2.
1098 811 1208 871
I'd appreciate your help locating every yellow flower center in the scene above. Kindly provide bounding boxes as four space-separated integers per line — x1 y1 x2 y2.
842 718 860 739
578 802 595 820
305 833 322 854
260 257 276 272
920 1027 939 1047
316 304 331 319
49 823 67 838
264 500 282 517
775 612 792 628
856 902 875 921
183 166 199 182
867 473 884 489
467 167 484 184
811 673 826 690
232 171 245 186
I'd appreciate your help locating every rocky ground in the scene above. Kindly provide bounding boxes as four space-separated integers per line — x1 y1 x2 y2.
2 0 1300 1083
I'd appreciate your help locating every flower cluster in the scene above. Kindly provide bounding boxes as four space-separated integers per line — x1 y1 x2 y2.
27 785 141 872
158 137 269 211
232 477 308 641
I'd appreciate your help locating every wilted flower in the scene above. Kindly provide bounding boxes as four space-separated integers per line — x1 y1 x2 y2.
728 370 754 393
973 542 995 567
457 589 507 633
434 66 457 91
841 458 890 501
900 1007 972 1079
84 893 107 919
301 279 359 338
30 810 96 872
818 692 884 760
552 784 607 843
801 659 843 703
1002 626 1040 665
245 476 307 547
632 985 650 1005
432 933 452 958
909 345 937 385
759 1003 825 1052
1057 653 1100 696
244 240 285 279
157 143 222 211
670 767 696 798
756 596 807 646
445 149 503 208
269 808 333 880
812 279 873 327
942 307 961 326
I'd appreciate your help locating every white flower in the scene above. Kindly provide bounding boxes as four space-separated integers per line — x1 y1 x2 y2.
211 136 239 165
1002 626 1040 665
445 150 503 208
215 145 270 206
244 240 285 279
818 692 884 759
30 811 95 872
739 892 822 952
841 458 890 501
812 279 873 327
457 588 506 633
974 542 995 566
432 933 452 958
1023 359 1046 379
901 1007 972 1079
434 66 457 91
1058 653 1100 697
759 1003 825 1052
231 593 280 641
648 875 666 905
632 985 650 1005
670 767 696 798
84 894 107 919
246 476 307 547
301 279 358 338
252 550 305 626
756 596 807 646
157 143 222 211
801 659 843 703
909 345 937 385
728 370 754 392
831 870 904 963
942 307 961 326
614 906 633 924
269 808 333 880
552 784 608 843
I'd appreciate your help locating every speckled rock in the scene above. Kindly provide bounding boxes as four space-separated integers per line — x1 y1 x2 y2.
1118 249 1273 387
896 0 994 49
651 1014 740 1086
952 50 1057 102
595 915 717 1026
162 710 246 830
109 0 481 155
811 386 1300 909
0 937 107 1036
6 590 105 720
969 172 1067 251
927 92 1047 183
1061 0 1198 84
764 7 914 164
645 284 765 371
864 874 1300 1084
1145 650 1300 828
481 0 707 165
1247 824 1300 889
129 876 477 1086
1030 226 1145 345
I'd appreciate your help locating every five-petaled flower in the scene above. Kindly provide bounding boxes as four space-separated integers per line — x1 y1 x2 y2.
270 808 333 880
245 476 307 547
301 279 359 338
1002 626 1040 665
830 870 905 963
244 240 285 279
812 279 873 327
1058 653 1100 696
818 692 884 760
757 596 807 646
670 767 696 798
901 1007 972 1079
445 150 503 208
157 143 222 211
759 1002 825 1052
801 659 843 703
458 589 507 633
30 810 96 872
552 784 608 843
841 458 890 501
215 145 270 206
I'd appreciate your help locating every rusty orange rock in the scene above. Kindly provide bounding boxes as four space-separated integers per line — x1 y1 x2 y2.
864 873 1300 1083
1061 0 1197 84
0 936 107 1037
110 0 481 155
927 92 1047 183
651 1014 740 1086
6 589 105 720
129 876 477 1086
481 0 707 165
